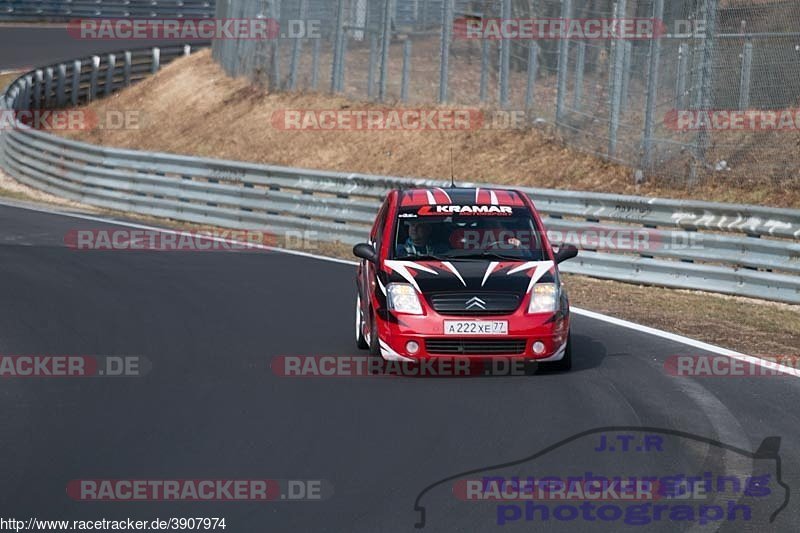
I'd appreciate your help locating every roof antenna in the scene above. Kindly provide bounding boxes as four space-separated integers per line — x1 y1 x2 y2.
449 146 456 188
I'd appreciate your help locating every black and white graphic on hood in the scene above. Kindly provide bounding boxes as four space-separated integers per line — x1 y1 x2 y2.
383 260 555 294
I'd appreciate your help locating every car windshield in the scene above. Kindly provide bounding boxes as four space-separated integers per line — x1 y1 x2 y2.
392 206 546 261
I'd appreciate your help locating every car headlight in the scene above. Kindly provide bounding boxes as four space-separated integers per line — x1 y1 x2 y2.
528 283 558 314
387 283 423 315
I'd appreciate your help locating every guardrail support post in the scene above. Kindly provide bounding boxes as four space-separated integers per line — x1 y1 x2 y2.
123 52 132 87
151 48 160 74
56 63 67 107
33 70 43 110
438 0 453 103
104 54 116 97
642 0 664 169
88 56 100 102
43 67 54 109
23 75 33 111
525 43 539 111
739 41 753 111
71 60 81 106
401 39 412 102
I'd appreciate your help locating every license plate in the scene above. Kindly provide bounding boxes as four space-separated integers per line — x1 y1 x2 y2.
444 321 509 336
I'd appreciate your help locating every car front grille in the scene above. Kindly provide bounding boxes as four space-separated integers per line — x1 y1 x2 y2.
427 292 521 316
425 339 527 356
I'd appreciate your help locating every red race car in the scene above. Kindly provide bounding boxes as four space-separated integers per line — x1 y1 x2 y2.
353 187 578 371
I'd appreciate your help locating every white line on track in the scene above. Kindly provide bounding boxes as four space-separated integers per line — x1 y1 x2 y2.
2 197 798 377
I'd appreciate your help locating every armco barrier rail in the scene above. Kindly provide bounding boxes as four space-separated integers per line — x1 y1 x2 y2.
0 0 214 20
1 46 799 304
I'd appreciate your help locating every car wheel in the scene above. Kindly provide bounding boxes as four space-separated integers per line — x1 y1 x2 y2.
539 334 572 373
368 309 381 358
355 294 369 350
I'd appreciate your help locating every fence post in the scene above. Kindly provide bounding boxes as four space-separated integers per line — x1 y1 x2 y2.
498 0 511 108
438 0 453 103
620 41 632 108
104 53 116 97
367 31 378 99
555 0 572 126
379 0 393 101
739 41 753 111
270 0 282 90
675 43 688 108
642 0 664 169
339 30 349 92
311 37 321 90
479 37 490 103
693 0 718 184
288 0 308 91
572 41 585 112
401 39 412 102
607 0 626 158
56 63 67 107
525 43 538 111
331 0 345 92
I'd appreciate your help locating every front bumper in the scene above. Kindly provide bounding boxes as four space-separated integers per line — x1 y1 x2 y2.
376 309 570 362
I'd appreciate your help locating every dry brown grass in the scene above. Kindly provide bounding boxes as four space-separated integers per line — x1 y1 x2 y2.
57 49 800 208
0 72 20 92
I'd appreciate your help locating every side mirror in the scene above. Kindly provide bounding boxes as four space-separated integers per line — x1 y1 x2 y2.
353 243 378 264
554 244 579 265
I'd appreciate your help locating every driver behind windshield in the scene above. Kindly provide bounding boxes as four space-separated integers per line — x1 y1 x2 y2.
396 220 445 258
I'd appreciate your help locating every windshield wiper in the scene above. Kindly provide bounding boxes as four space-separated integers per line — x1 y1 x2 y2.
447 250 534 262
400 254 451 262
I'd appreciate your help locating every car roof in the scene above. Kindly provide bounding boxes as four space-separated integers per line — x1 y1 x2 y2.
397 187 526 208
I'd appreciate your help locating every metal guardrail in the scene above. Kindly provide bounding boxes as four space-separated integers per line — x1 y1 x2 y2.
1 45 799 305
0 1 214 20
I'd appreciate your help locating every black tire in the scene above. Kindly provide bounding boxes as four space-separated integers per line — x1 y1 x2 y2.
539 334 572 373
368 309 381 357
355 294 369 350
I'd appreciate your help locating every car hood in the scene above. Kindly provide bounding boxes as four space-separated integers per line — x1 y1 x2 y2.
382 260 555 295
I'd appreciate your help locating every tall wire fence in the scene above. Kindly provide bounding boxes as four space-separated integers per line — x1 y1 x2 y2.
213 0 800 186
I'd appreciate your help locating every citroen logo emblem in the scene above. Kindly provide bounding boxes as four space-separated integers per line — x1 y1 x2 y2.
465 297 487 310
